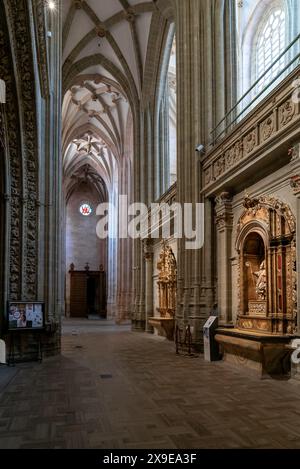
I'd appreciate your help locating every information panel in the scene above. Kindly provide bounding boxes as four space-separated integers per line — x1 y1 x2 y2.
203 315 219 361
8 302 44 330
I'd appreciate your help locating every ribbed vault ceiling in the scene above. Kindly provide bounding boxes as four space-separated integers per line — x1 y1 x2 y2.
62 0 157 189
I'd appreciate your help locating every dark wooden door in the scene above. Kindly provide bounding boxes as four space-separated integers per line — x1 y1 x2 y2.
70 272 87 317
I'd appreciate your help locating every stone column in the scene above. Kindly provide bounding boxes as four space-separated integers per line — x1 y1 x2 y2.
174 0 237 348
174 0 204 348
200 197 216 319
144 240 154 333
215 192 233 325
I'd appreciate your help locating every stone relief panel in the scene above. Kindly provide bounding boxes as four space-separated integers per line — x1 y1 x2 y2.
279 99 296 128
260 114 275 142
243 129 256 155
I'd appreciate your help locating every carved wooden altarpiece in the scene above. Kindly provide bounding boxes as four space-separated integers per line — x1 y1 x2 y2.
236 195 297 334
156 244 177 318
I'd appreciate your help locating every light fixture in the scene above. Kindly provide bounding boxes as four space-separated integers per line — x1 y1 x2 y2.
48 0 55 10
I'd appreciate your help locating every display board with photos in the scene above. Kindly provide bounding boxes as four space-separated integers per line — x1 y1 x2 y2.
8 302 44 330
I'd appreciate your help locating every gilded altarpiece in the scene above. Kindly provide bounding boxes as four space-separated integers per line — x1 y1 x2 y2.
236 196 297 334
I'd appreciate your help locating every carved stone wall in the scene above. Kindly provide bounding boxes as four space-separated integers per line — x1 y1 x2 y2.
0 2 23 300
6 0 39 300
0 1 62 357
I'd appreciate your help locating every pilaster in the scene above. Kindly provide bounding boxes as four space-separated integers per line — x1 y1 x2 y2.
215 191 233 325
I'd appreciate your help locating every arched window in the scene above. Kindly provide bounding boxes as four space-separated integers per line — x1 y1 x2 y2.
167 36 176 186
255 8 286 94
234 0 300 120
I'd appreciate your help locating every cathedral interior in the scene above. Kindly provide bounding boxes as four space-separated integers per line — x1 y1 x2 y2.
1 0 300 451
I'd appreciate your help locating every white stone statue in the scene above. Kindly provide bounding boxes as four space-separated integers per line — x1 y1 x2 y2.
254 260 267 300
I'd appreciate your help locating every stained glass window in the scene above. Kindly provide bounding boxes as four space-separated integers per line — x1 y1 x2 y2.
79 203 92 216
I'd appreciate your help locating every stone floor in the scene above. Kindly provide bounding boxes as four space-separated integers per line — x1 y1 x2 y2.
1 320 300 449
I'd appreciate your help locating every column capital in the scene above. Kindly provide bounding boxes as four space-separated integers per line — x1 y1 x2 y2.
215 191 233 207
215 192 233 231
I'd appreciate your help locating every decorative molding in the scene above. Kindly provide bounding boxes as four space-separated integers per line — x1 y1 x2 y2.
4 0 39 299
0 3 23 298
32 0 50 98
215 192 233 231
290 175 300 195
237 195 296 236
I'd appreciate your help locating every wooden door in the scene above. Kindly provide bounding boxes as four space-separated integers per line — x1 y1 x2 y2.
70 272 87 317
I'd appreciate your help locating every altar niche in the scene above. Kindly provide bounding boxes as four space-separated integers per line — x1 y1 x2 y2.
157 244 177 318
242 232 267 317
236 196 297 335
149 244 177 340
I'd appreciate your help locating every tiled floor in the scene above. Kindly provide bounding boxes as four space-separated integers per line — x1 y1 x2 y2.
1 321 300 449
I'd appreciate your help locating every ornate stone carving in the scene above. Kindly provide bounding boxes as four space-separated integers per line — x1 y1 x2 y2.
224 140 243 170
213 155 225 178
244 130 256 154
236 195 297 334
279 99 296 127
260 115 274 141
0 4 22 298
248 301 267 316
290 175 300 195
32 0 49 98
237 195 295 235
156 244 177 318
289 143 300 162
237 316 270 332
215 192 233 231
204 167 212 185
2 0 39 299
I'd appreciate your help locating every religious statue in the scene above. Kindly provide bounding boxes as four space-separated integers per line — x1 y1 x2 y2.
254 260 267 300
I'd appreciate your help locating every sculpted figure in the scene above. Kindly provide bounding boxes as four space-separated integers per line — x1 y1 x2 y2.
254 260 267 300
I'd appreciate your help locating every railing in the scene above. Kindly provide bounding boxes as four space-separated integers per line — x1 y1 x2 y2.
211 33 300 146
202 65 300 191
175 324 196 356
